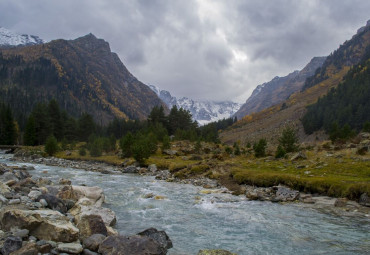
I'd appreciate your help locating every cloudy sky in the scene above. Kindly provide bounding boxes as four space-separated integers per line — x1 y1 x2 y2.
1 0 370 102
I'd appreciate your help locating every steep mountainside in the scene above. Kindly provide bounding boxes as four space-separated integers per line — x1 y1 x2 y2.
0 34 165 124
235 56 326 119
149 85 241 125
0 27 44 47
220 20 370 145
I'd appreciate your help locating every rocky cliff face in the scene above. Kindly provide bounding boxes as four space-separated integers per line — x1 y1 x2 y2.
235 56 326 119
0 33 165 124
149 85 241 125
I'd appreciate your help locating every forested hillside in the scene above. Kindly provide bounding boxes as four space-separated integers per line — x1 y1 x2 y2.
0 34 165 126
302 46 370 135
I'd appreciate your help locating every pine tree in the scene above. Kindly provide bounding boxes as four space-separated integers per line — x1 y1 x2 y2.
278 127 298 153
120 132 134 157
24 115 37 146
44 135 59 156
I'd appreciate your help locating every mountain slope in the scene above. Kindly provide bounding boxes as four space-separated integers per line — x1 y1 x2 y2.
0 27 44 47
235 56 326 119
0 34 165 124
220 20 370 145
149 85 241 125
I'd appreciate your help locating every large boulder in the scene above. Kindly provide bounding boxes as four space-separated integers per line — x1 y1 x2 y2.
83 234 106 252
272 186 299 202
72 186 105 207
198 250 237 255
57 242 83 254
98 235 165 255
122 166 139 174
8 242 39 255
137 228 173 253
0 208 79 242
359 193 370 207
70 204 116 227
1 236 23 255
77 214 108 238
57 185 78 201
36 194 67 213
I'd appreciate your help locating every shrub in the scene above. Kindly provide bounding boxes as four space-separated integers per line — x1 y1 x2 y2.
225 146 233 154
275 145 286 159
161 135 171 151
253 138 267 157
278 127 298 153
233 142 241 155
89 139 102 157
79 147 86 156
44 135 59 156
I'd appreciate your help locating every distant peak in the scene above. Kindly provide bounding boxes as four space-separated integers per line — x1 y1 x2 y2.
72 33 110 52
0 26 44 46
356 20 370 34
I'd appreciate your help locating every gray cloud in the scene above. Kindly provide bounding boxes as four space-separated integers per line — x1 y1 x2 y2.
0 0 369 102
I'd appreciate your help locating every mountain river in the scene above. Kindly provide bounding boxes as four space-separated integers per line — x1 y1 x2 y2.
1 152 369 254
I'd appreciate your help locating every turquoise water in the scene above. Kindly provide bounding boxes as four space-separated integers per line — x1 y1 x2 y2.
1 153 369 255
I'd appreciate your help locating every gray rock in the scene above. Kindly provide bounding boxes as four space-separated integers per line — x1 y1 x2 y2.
77 214 107 238
82 249 99 255
2 172 19 182
148 164 158 173
36 193 67 213
12 228 29 238
137 228 173 252
122 166 139 173
198 250 237 255
98 235 165 255
0 194 8 203
274 186 299 202
334 198 348 207
83 234 106 251
8 198 21 205
39 198 48 207
57 242 83 254
359 193 370 207
28 190 42 200
162 149 177 156
290 152 307 161
7 242 38 255
1 236 23 255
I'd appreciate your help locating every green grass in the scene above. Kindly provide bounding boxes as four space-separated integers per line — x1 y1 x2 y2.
231 156 370 199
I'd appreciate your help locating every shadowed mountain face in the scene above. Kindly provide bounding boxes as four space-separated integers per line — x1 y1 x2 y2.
0 33 165 124
235 56 326 119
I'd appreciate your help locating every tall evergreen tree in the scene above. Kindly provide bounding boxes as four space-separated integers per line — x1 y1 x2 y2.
24 115 37 146
48 99 64 140
0 104 17 145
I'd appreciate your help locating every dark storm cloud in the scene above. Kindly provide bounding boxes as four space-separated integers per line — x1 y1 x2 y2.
0 0 369 102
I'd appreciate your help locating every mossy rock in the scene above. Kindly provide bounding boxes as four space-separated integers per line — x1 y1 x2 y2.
198 249 237 255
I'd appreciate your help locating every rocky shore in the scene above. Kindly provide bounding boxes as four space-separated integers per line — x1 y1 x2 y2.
1 153 241 255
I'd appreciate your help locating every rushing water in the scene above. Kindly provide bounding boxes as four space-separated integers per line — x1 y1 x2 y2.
1 153 369 255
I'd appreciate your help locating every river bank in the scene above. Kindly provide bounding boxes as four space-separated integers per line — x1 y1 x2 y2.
2 151 370 254
11 150 370 217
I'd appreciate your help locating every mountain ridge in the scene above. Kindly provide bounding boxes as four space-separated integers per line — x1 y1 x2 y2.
148 85 241 125
235 56 326 119
220 20 370 145
0 33 166 125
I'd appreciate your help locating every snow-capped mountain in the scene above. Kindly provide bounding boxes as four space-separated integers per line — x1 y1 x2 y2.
148 85 242 125
0 27 44 47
